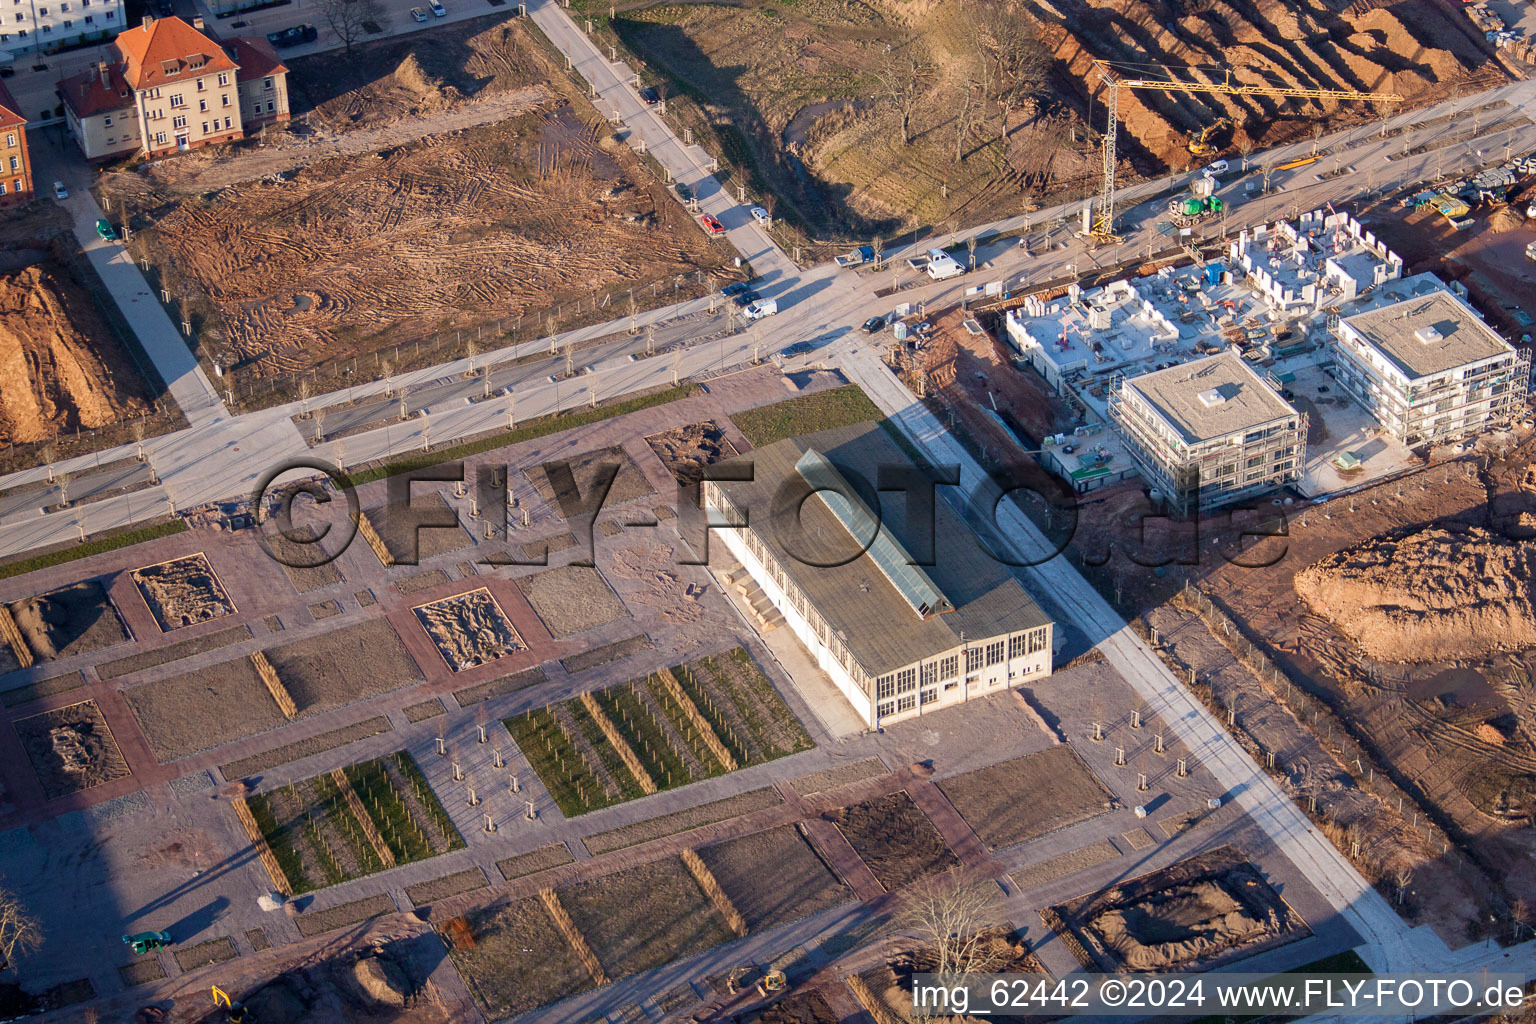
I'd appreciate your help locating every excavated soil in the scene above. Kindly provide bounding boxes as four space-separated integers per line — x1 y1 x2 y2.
1029 0 1502 171
1057 847 1303 972
413 588 526 671
130 553 236 631
13 699 130 800
0 261 153 446
645 420 739 491
1294 525 1536 663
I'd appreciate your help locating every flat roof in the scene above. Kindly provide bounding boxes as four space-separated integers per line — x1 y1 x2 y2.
711 422 1051 677
1124 351 1298 445
1341 290 1511 380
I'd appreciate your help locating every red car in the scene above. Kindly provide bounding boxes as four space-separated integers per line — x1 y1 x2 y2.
700 214 725 235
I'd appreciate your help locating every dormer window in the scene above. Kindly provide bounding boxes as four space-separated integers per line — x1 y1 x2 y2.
160 59 178 76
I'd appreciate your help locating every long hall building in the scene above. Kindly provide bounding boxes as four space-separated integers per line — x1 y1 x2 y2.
703 422 1053 728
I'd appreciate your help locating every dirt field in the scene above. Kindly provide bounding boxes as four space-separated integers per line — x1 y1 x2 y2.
561 855 735 979
525 445 656 511
515 563 630 637
829 791 958 892
130 553 236 631
697 824 853 930
107 16 731 393
747 990 841 1024
8 580 130 662
12 699 130 800
124 657 288 762
608 0 1498 239
938 745 1115 848
448 895 596 1018
1363 196 1536 339
646 419 740 490
367 493 472 564
0 204 157 454
413 588 525 670
265 618 423 711
1050 846 1305 972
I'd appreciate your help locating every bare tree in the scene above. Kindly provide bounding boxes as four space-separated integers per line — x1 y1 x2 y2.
874 42 934 146
972 0 1049 139
55 469 71 509
955 80 980 162
0 883 41 967
1238 138 1254 172
898 873 1013 990
317 0 386 56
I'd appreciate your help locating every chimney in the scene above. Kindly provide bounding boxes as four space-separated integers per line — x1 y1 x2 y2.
193 14 204 29
98 61 110 87
142 13 154 28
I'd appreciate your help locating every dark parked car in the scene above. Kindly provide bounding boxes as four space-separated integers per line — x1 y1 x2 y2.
266 24 317 47
861 316 885 333
732 290 759 308
721 281 751 296
781 340 816 357
639 87 660 105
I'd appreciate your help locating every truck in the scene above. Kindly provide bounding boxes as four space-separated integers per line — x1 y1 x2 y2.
925 248 965 280
742 298 778 321
1168 176 1225 227
834 245 875 268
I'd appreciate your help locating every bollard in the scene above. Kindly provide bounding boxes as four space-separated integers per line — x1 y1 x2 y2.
1154 732 1165 754
467 785 479 807
1130 709 1141 730
493 748 504 769
453 761 464 781
1115 746 1125 767
436 737 446 756
1091 722 1103 742
1137 772 1148 792
484 813 497 834
1177 758 1188 778
525 800 536 821
510 773 520 794
478 724 487 745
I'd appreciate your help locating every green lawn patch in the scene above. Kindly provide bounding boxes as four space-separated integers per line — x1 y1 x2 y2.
730 384 881 447
0 519 186 582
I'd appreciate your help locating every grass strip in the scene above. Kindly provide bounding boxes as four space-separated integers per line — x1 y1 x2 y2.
218 716 391 780
496 842 575 882
389 751 465 850
406 867 488 906
294 892 397 938
349 384 700 485
173 936 237 971
403 698 446 722
594 685 689 790
97 624 252 681
582 787 782 855
244 791 310 894
0 519 186 582
730 384 882 447
453 666 545 708
0 671 85 708
504 706 611 816
790 757 887 796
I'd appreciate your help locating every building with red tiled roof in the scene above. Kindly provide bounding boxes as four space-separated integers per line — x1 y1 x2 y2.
59 14 289 162
0 79 33 208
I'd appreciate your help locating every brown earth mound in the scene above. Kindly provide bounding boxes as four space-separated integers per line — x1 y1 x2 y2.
1294 525 1536 663
0 262 152 445
1490 206 1525 232
1094 878 1274 972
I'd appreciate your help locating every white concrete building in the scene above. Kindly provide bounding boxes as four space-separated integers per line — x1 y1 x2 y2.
1230 210 1403 312
1110 351 1306 515
703 423 1053 729
1 0 122 59
1331 279 1530 451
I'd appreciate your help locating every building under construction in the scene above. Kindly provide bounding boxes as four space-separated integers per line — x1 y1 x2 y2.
1109 351 1306 515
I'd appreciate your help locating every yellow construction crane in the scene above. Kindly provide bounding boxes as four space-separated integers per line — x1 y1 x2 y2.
1187 116 1231 156
1088 61 1403 244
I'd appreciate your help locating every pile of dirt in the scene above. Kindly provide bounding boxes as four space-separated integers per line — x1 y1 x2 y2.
393 53 462 109
1094 878 1275 971
1489 206 1526 232
8 581 130 661
1294 525 1536 662
0 262 152 445
131 554 235 630
345 954 410 1008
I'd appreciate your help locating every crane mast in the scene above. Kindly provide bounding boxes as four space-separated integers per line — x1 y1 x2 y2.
1089 60 1403 245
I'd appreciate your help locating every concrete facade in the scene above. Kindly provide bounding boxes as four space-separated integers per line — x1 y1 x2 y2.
1331 278 1531 451
0 0 123 61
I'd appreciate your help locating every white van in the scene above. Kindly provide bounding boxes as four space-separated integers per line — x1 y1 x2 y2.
926 248 965 281
1204 159 1230 177
742 298 779 321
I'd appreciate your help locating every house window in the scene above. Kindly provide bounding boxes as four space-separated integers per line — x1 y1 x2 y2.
170 94 184 108
221 93 229 107
196 78 205 91
1008 634 1025 659
154 131 166 144
3 133 12 147
11 178 19 193
104 8 112 16
106 136 114 144
877 700 895 720
201 122 208 134
198 98 206 111
172 114 186 128
8 156 17 171
1027 628 1047 654
37 5 45 13
62 17 70 25
40 23 50 31
965 647 983 673
83 13 91 21
920 687 938 706
103 115 111 126
939 654 957 680
896 693 916 712
0 182 6 195
986 640 1005 666
876 676 894 700
223 116 231 129
266 101 274 111
896 668 916 693
217 72 227 85
263 76 272 90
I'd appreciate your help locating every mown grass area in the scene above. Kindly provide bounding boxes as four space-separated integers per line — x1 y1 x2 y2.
0 519 187 582
730 384 882 447
348 384 701 485
504 705 618 817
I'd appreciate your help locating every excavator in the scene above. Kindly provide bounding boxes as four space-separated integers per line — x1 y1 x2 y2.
1187 116 1232 156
